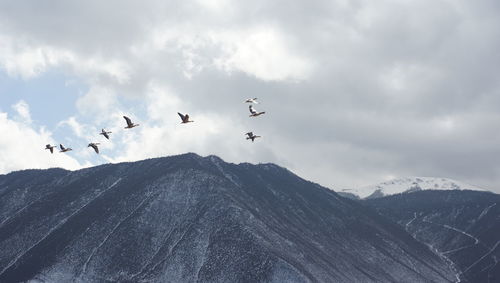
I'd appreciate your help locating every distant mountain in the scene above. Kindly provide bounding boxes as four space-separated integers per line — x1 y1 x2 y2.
365 190 500 283
342 177 485 199
0 154 455 282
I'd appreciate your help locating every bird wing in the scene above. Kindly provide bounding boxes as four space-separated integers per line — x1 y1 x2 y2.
49 147 54 153
103 132 109 139
249 105 257 114
60 144 65 150
123 116 132 126
178 112 186 121
88 143 99 153
246 132 253 137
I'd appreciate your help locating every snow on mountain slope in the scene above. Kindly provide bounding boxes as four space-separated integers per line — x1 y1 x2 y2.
342 177 486 199
0 154 457 282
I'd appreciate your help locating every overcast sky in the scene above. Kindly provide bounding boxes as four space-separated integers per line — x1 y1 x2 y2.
1 0 499 193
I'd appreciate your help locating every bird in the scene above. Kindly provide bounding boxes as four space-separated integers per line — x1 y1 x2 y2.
45 144 56 154
178 112 194 123
100 129 112 139
88 143 100 154
249 105 265 117
123 116 139 129
59 144 72 153
246 132 261 142
244 98 259 104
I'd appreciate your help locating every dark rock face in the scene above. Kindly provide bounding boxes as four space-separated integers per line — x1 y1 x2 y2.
335 191 360 200
365 190 500 283
365 189 385 200
0 154 455 282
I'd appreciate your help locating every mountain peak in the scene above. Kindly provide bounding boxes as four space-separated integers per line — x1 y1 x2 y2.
0 156 456 282
344 176 486 199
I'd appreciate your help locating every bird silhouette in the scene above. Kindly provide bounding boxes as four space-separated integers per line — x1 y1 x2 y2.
178 112 194 123
100 129 112 139
88 143 100 154
123 116 139 129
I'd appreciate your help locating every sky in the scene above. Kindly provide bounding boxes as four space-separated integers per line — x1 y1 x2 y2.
0 0 500 193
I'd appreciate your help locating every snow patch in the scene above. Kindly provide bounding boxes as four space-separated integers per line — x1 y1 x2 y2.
347 177 486 199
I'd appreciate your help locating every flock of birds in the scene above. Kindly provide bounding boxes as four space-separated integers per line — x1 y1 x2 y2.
45 98 266 155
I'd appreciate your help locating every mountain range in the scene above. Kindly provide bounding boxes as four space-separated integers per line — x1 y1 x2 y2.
340 177 485 199
0 153 457 282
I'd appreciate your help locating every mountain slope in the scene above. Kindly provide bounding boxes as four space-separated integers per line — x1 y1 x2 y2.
0 154 456 282
365 190 500 283
344 177 485 199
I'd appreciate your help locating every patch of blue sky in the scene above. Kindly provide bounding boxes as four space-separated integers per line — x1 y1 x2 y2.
0 68 152 167
0 69 87 128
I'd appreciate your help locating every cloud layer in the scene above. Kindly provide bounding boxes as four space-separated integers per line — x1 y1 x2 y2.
1 0 500 192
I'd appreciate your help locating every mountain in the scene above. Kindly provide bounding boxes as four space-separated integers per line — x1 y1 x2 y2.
0 153 456 282
342 177 485 199
365 190 500 283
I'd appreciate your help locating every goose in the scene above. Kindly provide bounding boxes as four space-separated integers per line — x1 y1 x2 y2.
45 144 56 154
244 98 259 104
178 112 194 123
88 143 100 154
100 129 112 139
123 116 139 129
249 105 265 117
246 132 261 142
59 144 72 153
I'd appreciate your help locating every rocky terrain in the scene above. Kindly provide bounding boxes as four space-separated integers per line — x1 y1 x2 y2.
365 190 500 282
0 153 455 282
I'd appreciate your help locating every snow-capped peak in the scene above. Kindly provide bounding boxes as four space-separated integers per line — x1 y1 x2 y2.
342 177 486 199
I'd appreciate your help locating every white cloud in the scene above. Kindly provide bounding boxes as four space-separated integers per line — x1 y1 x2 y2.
213 27 314 81
12 100 32 124
76 85 119 117
58 117 86 138
0 111 82 173
0 34 131 82
1 0 500 192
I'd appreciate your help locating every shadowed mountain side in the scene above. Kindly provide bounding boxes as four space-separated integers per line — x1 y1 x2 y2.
0 154 455 282
365 190 500 283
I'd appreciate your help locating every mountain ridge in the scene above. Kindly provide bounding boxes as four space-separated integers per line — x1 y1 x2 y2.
0 153 455 282
342 176 486 199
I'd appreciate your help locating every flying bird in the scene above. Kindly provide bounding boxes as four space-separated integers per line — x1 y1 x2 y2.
59 144 72 153
123 116 139 129
100 129 112 139
244 98 259 104
88 143 100 154
246 132 261 142
249 105 265 117
178 112 194 123
45 144 56 154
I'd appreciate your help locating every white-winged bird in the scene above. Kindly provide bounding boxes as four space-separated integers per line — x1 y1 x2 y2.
244 98 258 104
249 105 265 117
